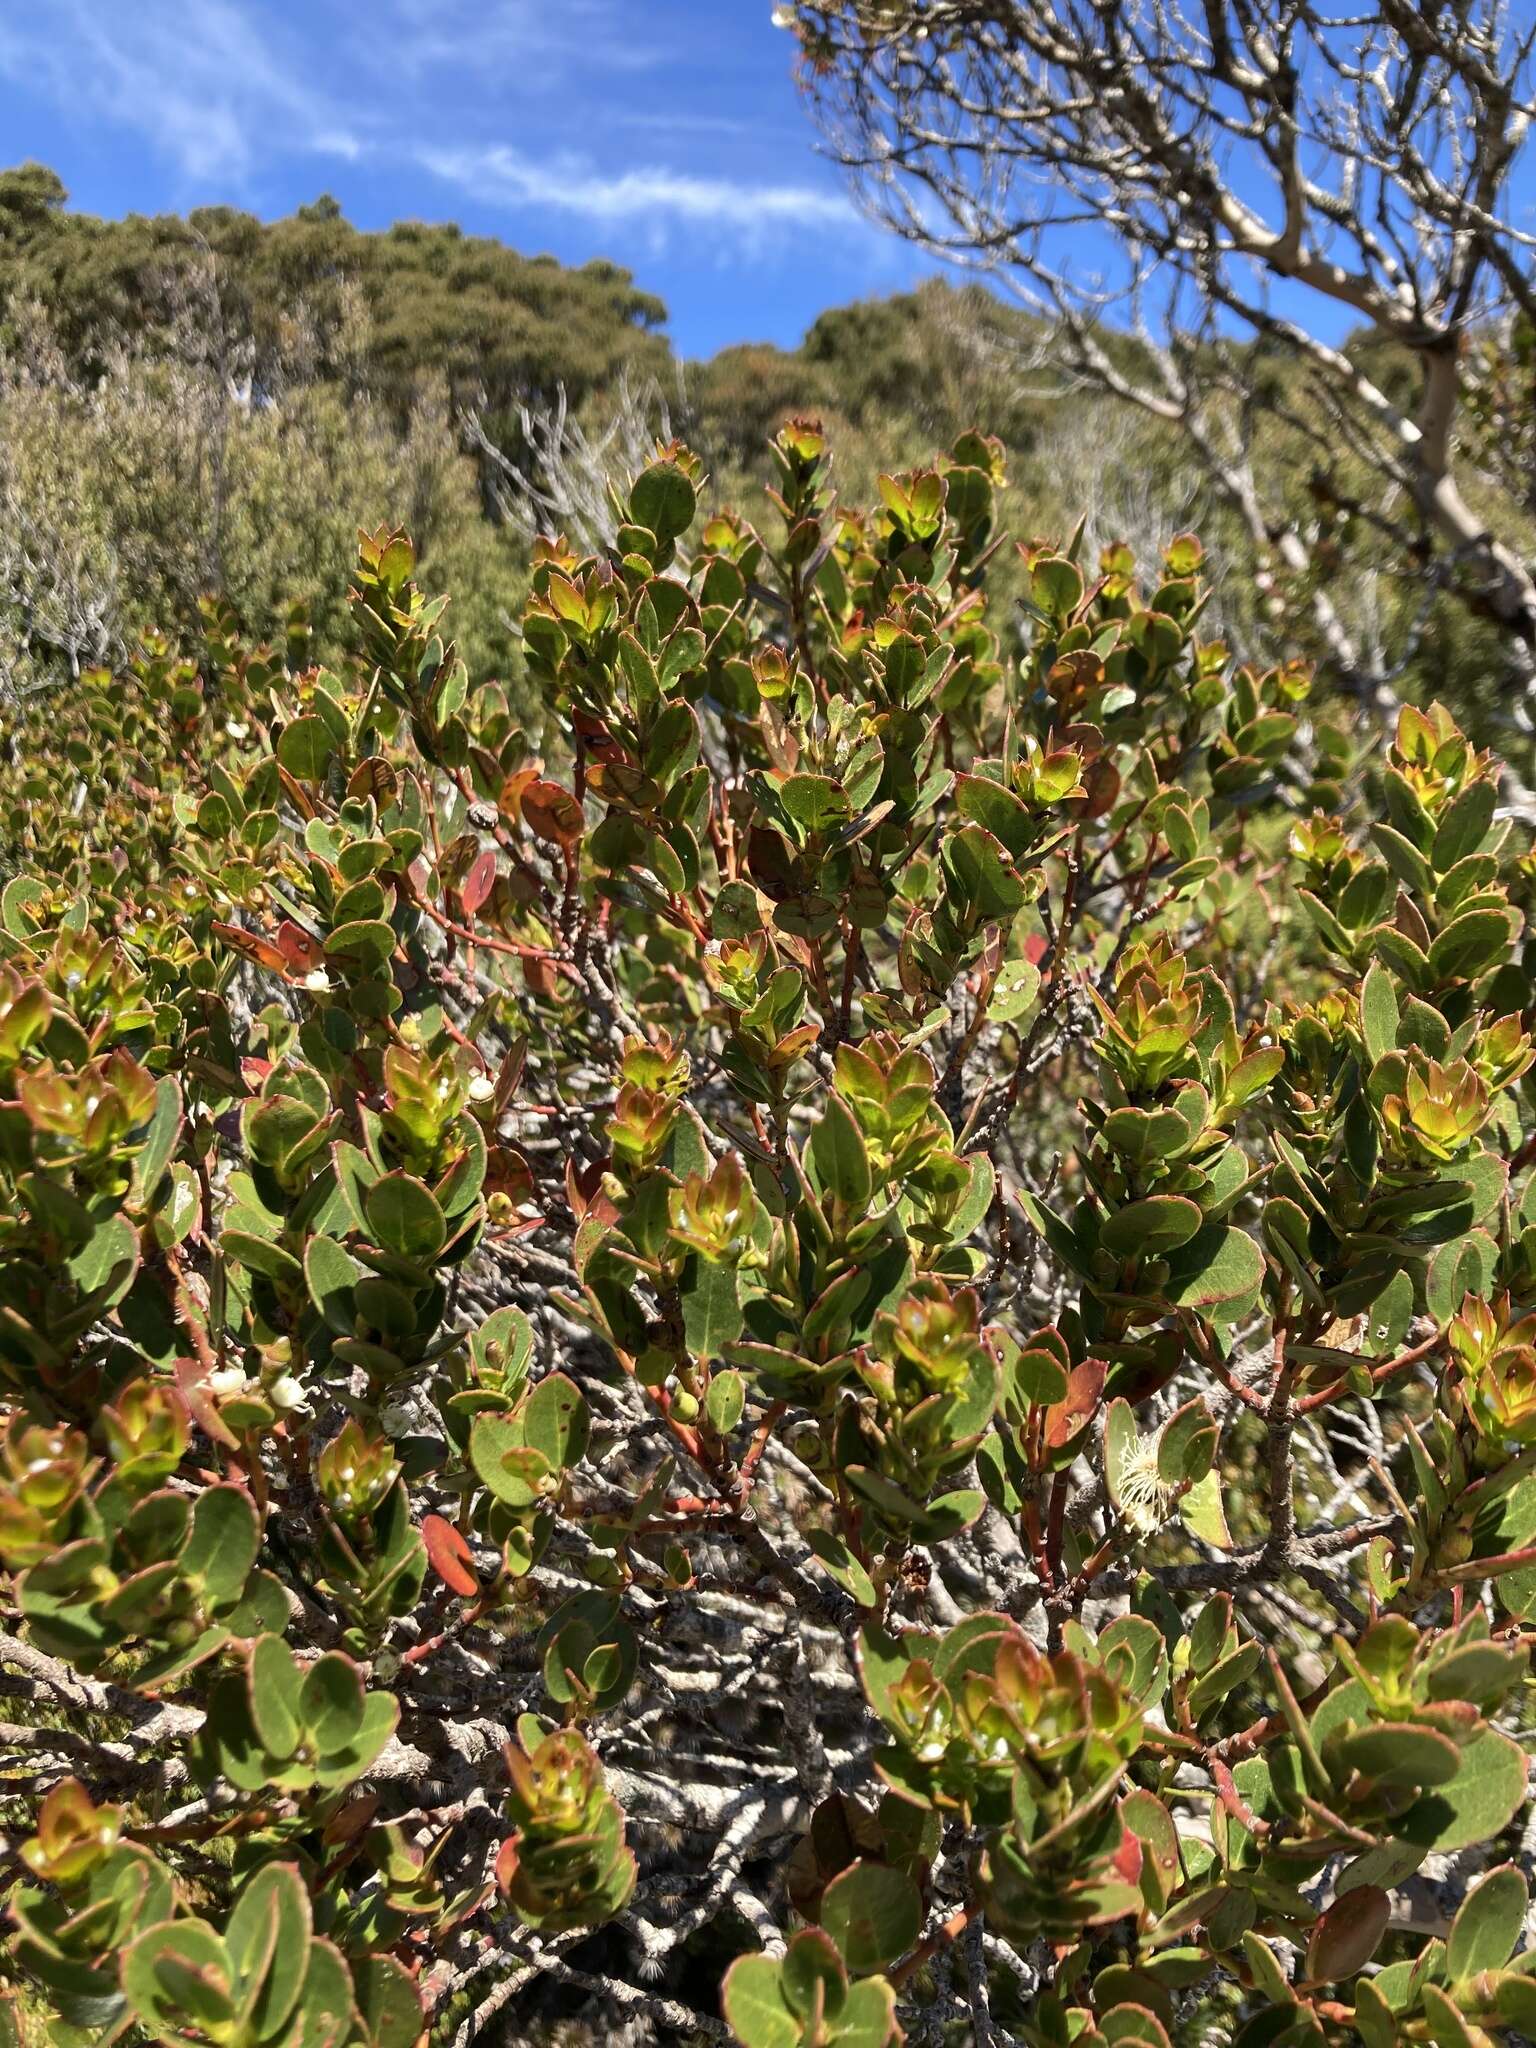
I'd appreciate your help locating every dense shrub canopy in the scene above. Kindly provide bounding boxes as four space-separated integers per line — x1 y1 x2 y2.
0 167 668 425
3 420 1536 2047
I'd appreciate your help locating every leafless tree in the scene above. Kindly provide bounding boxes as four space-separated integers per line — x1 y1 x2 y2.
462 370 687 557
784 0 1536 701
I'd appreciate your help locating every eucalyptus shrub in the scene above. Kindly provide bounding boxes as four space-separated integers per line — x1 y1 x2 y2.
2 419 1536 2048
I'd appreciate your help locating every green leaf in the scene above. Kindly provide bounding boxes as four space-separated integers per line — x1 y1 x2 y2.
819 1860 923 1973
780 1930 848 2024
316 1690 397 1786
521 1373 589 1472
226 1863 310 2038
1009 1339 1070 1408
1031 554 1084 619
1158 1398 1217 1486
470 1414 551 1508
223 1228 304 1286
842 1465 931 1529
1447 1863 1526 1981
1420 1985 1481 2047
277 716 334 783
181 1486 259 1607
1432 779 1496 872
990 958 1041 1021
1359 964 1399 1065
1335 1722 1461 1790
806 1527 878 1608
365 1172 447 1261
122 1923 233 2043
298 1653 366 1754
1102 1105 1191 1165
953 773 1033 859
295 1939 361 2043
682 1254 743 1362
1351 1979 1399 2048
68 1212 139 1302
838 1978 901 2046
946 1152 996 1244
706 1368 746 1434
1165 1225 1264 1311
1370 822 1434 897
130 1078 183 1208
630 462 697 544
350 1956 423 2048
1103 1398 1143 1513
246 1635 303 1759
1178 1470 1231 1550
1428 906 1516 982
1 874 47 939
943 824 1026 920
809 1096 873 1213
921 1490 986 1537
721 1955 799 2048
1097 1614 1168 1706
1101 1194 1203 1258
324 919 397 970
1397 1726 1527 1852
304 1234 360 1335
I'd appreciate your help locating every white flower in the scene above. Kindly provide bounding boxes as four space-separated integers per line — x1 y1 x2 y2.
304 968 331 993
208 1367 249 1400
468 1073 496 1104
269 1374 307 1412
1114 1435 1173 1534
380 1400 414 1438
225 720 249 740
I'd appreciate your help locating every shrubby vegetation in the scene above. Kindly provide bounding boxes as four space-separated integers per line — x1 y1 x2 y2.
2 406 1536 2046
3 163 1527 743
785 0 1536 722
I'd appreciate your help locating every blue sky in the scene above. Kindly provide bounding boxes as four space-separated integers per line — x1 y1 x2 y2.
0 0 937 359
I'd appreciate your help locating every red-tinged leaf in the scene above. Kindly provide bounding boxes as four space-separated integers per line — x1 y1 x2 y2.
1046 1358 1106 1451
498 1214 547 1241
321 1792 379 1847
422 1514 479 1597
1112 1823 1144 1886
1305 1884 1389 1984
545 572 586 625
494 1038 527 1111
1078 754 1121 819
239 1058 274 1091
522 779 584 850
275 920 324 974
485 1147 536 1209
211 923 289 977
497 767 540 823
567 1156 619 1226
493 1836 521 1894
1023 932 1049 966
460 849 498 916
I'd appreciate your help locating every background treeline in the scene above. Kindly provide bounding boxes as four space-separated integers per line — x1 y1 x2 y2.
0 162 1521 737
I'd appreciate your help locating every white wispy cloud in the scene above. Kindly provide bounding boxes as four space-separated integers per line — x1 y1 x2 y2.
419 142 855 237
0 0 866 273
387 0 663 78
0 0 359 182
